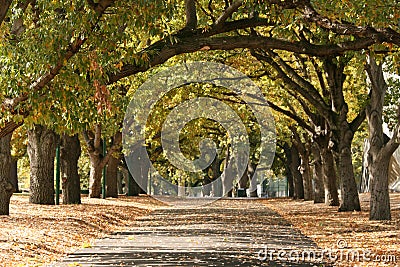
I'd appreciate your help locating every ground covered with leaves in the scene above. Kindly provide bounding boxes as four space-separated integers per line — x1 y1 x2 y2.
0 195 163 267
1 194 400 266
262 193 400 266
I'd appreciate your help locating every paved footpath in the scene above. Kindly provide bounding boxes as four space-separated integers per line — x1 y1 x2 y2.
53 199 327 266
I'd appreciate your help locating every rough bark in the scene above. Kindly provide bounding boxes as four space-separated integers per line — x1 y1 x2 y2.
0 133 14 215
88 155 102 198
324 58 361 212
60 134 81 204
292 130 313 201
320 147 340 206
290 144 304 199
10 158 19 193
84 126 122 198
124 164 141 196
311 143 325 203
366 57 399 220
27 125 57 205
335 128 360 212
106 154 119 198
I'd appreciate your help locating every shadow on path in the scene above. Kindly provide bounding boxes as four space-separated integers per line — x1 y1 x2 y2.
52 199 330 266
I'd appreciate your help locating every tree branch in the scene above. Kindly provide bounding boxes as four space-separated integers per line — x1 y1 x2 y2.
250 50 331 119
214 0 243 28
99 131 122 169
109 35 374 84
267 100 314 133
0 0 12 27
302 3 400 46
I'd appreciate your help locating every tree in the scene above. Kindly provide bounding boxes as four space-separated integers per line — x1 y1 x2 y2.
252 49 365 211
1 0 400 214
365 56 400 220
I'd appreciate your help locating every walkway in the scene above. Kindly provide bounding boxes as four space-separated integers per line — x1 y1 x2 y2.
53 199 326 266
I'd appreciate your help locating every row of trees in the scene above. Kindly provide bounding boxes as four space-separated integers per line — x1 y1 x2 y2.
0 0 399 220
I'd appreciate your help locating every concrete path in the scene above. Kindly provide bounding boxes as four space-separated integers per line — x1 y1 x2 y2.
53 199 327 266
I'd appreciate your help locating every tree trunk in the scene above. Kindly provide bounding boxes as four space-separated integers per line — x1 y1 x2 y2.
106 154 119 198
89 155 102 198
248 162 258 197
202 171 212 196
283 142 294 198
222 147 233 197
369 154 392 220
311 143 325 203
299 153 313 201
0 133 14 215
210 156 222 197
10 158 19 193
60 134 81 204
338 136 361 211
290 144 304 199
320 148 340 206
27 125 57 205
366 57 398 220
127 171 141 196
238 171 248 189
117 170 124 194
323 57 361 212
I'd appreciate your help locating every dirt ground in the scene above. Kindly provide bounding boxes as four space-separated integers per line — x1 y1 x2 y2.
1 193 399 266
0 195 164 267
261 193 400 267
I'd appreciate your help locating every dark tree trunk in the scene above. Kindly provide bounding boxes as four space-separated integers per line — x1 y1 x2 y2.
299 148 313 201
320 147 340 206
369 153 392 220
324 57 361 212
366 57 399 220
10 158 19 193
27 125 57 205
311 143 325 203
0 133 14 215
117 170 124 194
290 144 304 199
106 154 119 198
238 170 249 189
337 136 361 211
202 169 212 196
283 142 294 198
127 171 141 196
291 126 313 201
248 162 258 197
60 134 81 204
